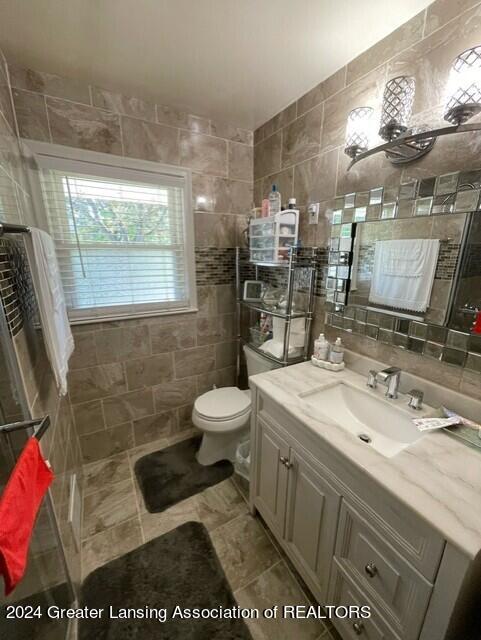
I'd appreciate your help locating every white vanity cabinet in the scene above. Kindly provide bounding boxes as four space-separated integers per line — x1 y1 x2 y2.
250 388 472 640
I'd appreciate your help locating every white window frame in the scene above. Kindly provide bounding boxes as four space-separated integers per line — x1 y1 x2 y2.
26 141 197 324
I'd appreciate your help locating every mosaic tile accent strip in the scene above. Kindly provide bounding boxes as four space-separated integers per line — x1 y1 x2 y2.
0 237 37 337
195 248 236 286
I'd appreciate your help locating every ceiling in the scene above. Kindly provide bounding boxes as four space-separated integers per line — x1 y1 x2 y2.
0 0 433 130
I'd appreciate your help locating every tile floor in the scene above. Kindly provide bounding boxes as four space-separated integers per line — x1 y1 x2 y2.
81 429 340 640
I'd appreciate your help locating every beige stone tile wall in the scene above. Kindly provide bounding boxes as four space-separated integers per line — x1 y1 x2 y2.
254 0 481 395
5 58 253 467
0 48 84 595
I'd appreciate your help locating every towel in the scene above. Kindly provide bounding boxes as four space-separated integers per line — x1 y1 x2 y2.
26 229 74 395
0 438 54 595
368 239 440 312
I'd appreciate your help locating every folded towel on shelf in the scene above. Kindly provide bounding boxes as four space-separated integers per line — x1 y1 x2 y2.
0 438 54 595
368 239 440 312
26 229 74 395
260 339 302 359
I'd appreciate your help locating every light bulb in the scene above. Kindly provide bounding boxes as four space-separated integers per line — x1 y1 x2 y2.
344 107 375 158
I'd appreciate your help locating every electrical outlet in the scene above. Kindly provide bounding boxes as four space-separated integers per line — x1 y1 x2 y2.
308 202 320 224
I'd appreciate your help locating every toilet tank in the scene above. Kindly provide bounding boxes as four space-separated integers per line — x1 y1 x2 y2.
243 344 281 378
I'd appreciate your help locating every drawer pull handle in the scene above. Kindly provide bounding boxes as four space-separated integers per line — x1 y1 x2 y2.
279 456 293 469
352 622 364 635
365 562 378 578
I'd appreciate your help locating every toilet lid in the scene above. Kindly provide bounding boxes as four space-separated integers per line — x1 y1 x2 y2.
194 387 251 421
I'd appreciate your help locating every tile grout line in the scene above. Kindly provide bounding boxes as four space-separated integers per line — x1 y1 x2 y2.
232 559 283 597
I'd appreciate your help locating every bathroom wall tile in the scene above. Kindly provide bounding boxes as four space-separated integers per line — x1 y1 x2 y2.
179 131 227 176
12 89 50 141
156 104 209 133
336 150 402 198
69 363 127 403
460 368 481 400
254 131 282 180
215 340 237 369
196 366 236 394
194 212 237 247
153 377 198 412
121 115 179 164
91 86 156 121
424 0 480 36
125 353 174 390
296 67 346 117
216 284 236 313
228 142 253 181
197 285 217 317
149 317 196 353
82 478 137 538
80 422 134 463
0 62 16 134
176 403 195 432
95 325 150 364
83 452 131 496
262 103 297 139
9 64 91 104
282 104 323 168
102 388 154 427
210 120 253 145
174 345 216 378
72 399 105 435
196 316 223 345
213 177 252 214
321 65 387 153
81 517 142 578
293 149 338 205
133 410 176 445
235 561 324 640
69 332 98 370
261 168 294 203
210 513 279 591
46 97 122 153
346 11 425 85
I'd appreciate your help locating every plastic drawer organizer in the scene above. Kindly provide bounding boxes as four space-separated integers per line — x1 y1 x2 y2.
249 210 299 264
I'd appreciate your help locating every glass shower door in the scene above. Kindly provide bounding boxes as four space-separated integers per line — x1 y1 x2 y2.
0 309 74 640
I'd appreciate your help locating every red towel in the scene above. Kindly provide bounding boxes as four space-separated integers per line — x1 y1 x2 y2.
0 437 54 595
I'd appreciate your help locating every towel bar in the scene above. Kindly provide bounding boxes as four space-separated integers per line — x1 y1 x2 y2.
0 415 50 440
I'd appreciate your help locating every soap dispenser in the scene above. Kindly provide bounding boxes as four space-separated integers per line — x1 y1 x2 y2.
329 337 344 364
314 333 329 361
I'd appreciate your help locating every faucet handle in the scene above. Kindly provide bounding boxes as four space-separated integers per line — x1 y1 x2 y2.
407 389 424 410
367 370 378 389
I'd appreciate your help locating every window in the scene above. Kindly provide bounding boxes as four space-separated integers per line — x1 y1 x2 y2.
31 145 196 322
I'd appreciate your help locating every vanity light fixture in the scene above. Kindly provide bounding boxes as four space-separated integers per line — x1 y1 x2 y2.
345 46 481 168
344 107 375 159
444 46 481 124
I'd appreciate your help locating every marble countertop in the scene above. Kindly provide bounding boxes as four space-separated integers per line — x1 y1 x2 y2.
250 361 481 560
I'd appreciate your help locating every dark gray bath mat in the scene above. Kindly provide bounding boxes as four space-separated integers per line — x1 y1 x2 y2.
135 436 233 513
79 521 252 640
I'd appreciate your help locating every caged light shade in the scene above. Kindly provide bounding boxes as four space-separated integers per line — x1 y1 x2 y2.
379 76 416 141
344 107 375 158
444 46 481 125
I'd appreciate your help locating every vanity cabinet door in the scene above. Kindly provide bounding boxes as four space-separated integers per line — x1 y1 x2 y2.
284 447 341 601
254 418 290 537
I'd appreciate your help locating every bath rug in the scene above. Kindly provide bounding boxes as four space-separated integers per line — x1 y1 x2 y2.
134 436 233 513
79 521 252 640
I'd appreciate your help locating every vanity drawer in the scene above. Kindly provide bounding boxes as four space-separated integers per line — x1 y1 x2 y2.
332 500 433 640
330 561 401 640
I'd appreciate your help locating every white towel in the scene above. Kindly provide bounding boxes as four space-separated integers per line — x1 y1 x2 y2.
368 239 440 312
26 229 74 395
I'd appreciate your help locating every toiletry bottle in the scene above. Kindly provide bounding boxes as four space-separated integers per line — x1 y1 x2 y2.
269 184 281 215
314 333 329 361
329 337 344 364
261 199 270 217
288 197 297 210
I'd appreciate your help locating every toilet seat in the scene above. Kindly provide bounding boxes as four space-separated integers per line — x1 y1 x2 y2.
194 387 251 421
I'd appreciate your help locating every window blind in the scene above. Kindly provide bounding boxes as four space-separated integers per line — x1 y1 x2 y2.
38 163 194 322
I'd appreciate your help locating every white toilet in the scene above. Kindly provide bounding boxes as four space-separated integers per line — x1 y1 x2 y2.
192 345 280 465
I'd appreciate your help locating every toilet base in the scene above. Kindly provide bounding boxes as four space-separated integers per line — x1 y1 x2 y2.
196 427 248 466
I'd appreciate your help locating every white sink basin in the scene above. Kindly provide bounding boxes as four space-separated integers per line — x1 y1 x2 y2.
299 381 425 457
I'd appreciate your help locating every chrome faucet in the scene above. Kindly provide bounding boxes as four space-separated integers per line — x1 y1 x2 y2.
376 367 402 399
